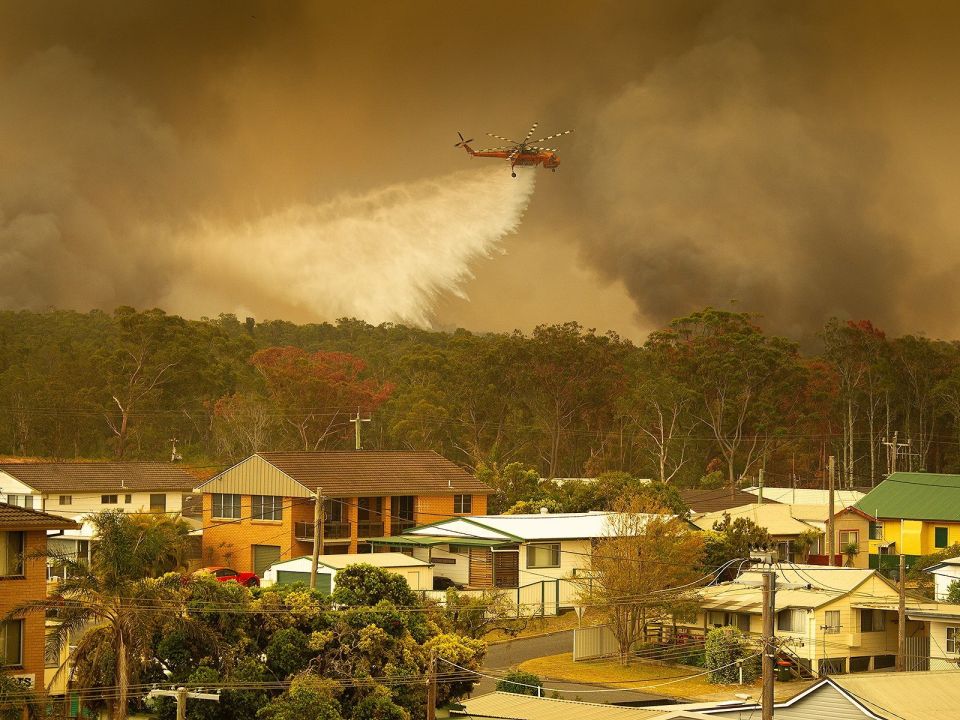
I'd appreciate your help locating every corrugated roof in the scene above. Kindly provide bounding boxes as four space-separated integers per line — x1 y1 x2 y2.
199 451 490 497
268 552 432 571
680 489 776 513
698 565 882 611
0 462 198 494
855 472 960 521
831 671 960 720
406 512 677 542
691 504 819 536
452 692 720 720
742 487 866 506
0 502 79 530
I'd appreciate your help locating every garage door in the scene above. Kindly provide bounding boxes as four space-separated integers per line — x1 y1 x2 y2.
276 570 331 594
252 545 281 577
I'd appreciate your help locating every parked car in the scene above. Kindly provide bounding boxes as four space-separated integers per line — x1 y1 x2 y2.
195 566 260 587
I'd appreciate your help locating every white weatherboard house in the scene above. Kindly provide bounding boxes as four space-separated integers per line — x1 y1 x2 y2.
262 552 433 594
925 555 960 600
370 511 686 608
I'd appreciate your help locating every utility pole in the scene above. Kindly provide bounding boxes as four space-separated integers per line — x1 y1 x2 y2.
882 431 909 476
897 553 907 672
426 646 437 720
310 487 325 591
169 437 181 462
761 571 776 720
757 468 764 506
827 456 836 566
147 686 220 719
350 408 371 450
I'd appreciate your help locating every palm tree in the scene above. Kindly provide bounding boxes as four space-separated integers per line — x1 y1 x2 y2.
7 511 191 720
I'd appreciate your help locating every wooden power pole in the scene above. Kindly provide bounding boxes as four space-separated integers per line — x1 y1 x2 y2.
897 553 907 671
147 686 220 719
310 487 324 590
761 570 776 720
827 455 836 566
426 646 437 720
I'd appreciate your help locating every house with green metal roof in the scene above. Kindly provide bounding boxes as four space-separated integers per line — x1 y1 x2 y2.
855 472 960 571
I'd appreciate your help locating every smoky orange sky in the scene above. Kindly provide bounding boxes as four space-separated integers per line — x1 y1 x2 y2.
3 1 960 342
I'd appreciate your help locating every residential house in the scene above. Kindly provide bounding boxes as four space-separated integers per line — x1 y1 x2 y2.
0 503 77 693
856 472 960 570
195 451 492 576
671 565 908 676
0 462 201 572
372 511 692 608
679 489 775 514
690 503 874 567
262 552 434 592
925 555 960 600
702 671 960 719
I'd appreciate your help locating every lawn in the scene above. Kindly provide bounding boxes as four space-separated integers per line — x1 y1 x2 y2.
518 652 813 703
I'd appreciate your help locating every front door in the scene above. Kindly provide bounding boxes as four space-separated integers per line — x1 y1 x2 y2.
493 549 519 588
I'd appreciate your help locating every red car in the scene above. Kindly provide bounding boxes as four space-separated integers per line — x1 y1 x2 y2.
194 566 260 587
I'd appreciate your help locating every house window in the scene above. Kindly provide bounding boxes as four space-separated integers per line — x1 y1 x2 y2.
4 494 34 509
824 610 841 634
454 494 472 514
0 620 23 666
101 494 118 505
947 627 960 654
936 527 949 549
448 544 470 555
59 495 72 506
869 521 884 540
212 493 242 519
0 532 24 577
777 609 806 633
860 609 885 633
251 495 283 521
709 612 750 631
124 494 132 504
150 494 167 514
527 543 561 569
839 530 859 549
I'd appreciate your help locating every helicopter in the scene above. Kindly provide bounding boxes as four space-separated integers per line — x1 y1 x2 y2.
455 122 573 177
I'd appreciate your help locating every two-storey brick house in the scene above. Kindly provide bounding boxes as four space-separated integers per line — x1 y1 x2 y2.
196 451 492 576
0 503 77 692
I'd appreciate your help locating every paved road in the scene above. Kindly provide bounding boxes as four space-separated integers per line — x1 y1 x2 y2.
470 630 677 707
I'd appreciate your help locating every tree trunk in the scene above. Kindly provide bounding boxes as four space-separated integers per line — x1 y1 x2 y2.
847 399 854 489
116 629 128 720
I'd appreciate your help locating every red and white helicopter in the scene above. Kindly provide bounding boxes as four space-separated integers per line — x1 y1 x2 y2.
455 122 573 177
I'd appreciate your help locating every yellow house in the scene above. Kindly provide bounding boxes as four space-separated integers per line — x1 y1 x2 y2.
855 472 960 571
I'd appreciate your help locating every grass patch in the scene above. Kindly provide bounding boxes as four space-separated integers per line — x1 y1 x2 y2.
484 609 599 643
519 652 812 702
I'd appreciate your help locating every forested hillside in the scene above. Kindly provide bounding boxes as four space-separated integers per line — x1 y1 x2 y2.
1 306 958 487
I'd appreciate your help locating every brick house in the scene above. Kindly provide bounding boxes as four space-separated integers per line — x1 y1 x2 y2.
0 503 77 692
195 451 492 576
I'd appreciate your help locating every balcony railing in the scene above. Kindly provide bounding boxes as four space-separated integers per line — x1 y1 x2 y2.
357 521 384 538
294 521 353 542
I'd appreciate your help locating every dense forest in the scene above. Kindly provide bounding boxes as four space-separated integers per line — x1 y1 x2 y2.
1 306 959 488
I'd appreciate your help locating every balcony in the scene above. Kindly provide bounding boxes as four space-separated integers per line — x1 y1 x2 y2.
357 521 384 538
294 521 353 542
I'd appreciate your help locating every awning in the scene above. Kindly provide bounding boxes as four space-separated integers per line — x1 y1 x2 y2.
366 534 510 548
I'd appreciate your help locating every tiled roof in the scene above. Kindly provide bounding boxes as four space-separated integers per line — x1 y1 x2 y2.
0 462 198 494
254 451 491 496
0 502 79 530
680 489 776 513
855 472 960 522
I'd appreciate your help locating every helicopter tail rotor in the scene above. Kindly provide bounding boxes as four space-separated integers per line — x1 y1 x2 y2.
454 132 475 153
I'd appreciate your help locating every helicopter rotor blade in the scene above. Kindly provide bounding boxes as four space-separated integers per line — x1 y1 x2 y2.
486 132 519 143
531 129 574 144
523 121 539 143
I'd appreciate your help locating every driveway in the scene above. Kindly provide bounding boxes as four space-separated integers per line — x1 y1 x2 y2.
471 630 675 706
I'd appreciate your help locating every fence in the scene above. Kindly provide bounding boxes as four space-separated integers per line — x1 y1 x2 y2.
417 580 560 617
572 623 708 662
573 625 620 661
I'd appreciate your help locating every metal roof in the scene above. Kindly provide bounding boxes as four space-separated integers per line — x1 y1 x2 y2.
0 461 198 493
406 512 686 542
680 489 775 513
367 534 508 548
267 552 432 571
855 472 960 521
452 692 723 720
830 671 960 719
0 502 79 530
197 451 491 497
742 487 866 506
691 504 819 536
